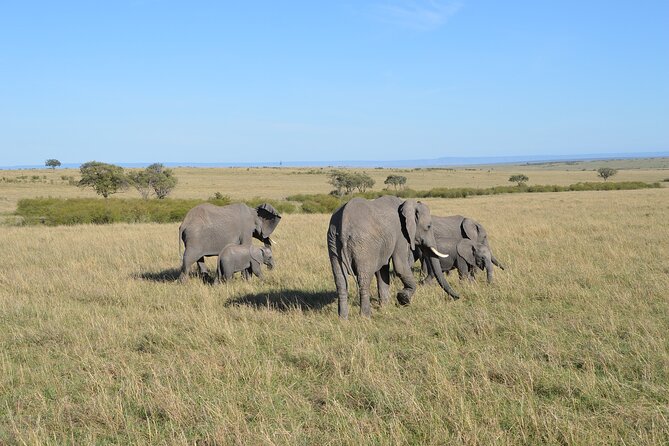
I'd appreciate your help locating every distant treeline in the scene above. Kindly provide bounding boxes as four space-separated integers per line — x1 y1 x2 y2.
289 181 662 213
14 181 661 225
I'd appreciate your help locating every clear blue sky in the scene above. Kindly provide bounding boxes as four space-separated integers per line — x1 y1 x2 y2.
1 1 668 166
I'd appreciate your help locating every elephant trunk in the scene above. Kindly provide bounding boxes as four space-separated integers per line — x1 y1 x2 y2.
491 255 505 270
428 255 460 300
485 258 494 284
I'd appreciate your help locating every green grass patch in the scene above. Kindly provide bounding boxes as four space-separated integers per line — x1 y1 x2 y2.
15 196 296 226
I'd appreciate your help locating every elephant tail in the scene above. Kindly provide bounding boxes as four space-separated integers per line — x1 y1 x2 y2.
178 225 185 259
337 234 355 277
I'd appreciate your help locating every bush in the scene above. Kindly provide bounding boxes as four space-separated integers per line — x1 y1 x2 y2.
300 195 343 214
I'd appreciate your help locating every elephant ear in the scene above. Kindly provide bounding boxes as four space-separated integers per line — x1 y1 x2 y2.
462 218 480 241
399 199 418 251
456 239 476 266
256 203 282 239
249 247 263 266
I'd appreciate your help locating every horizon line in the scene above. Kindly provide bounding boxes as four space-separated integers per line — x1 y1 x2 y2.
2 151 668 170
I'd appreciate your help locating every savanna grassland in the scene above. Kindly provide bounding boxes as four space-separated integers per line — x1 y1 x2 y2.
1 162 668 444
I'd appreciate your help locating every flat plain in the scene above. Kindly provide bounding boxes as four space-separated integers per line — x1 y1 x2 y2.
1 160 668 444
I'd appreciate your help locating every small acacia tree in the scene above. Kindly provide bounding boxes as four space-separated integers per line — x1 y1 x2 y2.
128 163 178 199
353 172 375 193
509 174 529 187
127 170 153 199
146 163 178 199
45 159 61 169
384 175 407 191
597 167 618 181
328 170 375 195
78 161 129 198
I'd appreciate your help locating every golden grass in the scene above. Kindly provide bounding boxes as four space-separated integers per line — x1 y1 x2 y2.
1 162 667 216
1 185 668 444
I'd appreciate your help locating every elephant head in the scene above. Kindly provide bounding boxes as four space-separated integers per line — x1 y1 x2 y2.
400 200 446 257
400 200 456 301
253 246 274 270
457 239 495 283
254 203 282 246
462 217 504 270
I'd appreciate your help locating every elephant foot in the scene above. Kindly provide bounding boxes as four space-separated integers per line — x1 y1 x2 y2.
178 273 189 283
396 290 412 306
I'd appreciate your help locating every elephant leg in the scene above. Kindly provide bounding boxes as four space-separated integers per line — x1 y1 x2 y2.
180 249 203 282
456 257 470 280
330 256 349 320
357 273 373 317
392 252 416 305
252 262 263 279
196 257 208 276
376 264 391 307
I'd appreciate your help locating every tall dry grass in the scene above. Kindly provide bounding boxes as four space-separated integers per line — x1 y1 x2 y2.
1 187 668 444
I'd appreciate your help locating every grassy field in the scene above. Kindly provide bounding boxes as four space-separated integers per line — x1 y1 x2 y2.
1 158 668 215
1 163 668 444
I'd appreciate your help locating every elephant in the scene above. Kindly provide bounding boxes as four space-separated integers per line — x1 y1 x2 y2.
327 195 460 319
217 244 274 283
179 202 281 281
419 215 504 284
421 238 497 282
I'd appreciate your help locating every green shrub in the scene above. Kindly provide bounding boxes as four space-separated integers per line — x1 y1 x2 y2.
300 195 342 214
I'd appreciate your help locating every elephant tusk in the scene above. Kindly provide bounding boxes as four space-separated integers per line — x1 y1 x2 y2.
430 247 449 258
269 237 277 246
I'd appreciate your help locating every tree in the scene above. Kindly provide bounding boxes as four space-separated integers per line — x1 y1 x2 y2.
328 170 375 195
597 167 618 181
127 170 153 199
384 175 407 191
128 163 178 199
145 163 178 199
328 170 355 196
45 159 61 169
508 174 529 187
353 172 375 193
78 161 129 198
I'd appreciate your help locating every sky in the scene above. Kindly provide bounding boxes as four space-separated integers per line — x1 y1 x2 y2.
1 1 668 166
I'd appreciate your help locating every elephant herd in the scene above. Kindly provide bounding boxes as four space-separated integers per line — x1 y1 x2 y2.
178 196 504 319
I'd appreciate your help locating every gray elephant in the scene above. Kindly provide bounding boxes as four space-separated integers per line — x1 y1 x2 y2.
217 244 274 282
422 238 496 282
179 202 281 281
327 195 460 319
420 215 504 284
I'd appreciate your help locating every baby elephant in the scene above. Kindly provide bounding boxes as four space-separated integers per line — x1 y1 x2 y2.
217 245 274 283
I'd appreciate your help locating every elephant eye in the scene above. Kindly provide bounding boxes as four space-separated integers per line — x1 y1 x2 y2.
427 224 432 230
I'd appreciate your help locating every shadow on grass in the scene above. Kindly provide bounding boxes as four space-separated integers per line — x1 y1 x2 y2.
134 268 219 283
225 289 336 312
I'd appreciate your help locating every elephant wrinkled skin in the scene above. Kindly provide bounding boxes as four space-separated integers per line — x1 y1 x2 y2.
179 202 281 281
328 195 460 319
217 244 274 283
420 215 504 284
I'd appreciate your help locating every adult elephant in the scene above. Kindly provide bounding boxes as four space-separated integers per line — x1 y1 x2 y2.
327 195 460 319
179 202 281 282
420 215 504 284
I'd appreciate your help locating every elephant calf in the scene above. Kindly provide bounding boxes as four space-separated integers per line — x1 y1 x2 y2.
418 215 504 284
217 245 274 283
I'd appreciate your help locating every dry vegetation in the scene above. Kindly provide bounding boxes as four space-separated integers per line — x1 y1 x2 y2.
1 163 668 444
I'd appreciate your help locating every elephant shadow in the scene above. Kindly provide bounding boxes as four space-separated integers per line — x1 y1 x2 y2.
225 289 336 312
135 268 184 283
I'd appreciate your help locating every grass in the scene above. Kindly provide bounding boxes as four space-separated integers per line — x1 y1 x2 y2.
1 161 667 218
1 162 669 443
1 181 668 443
